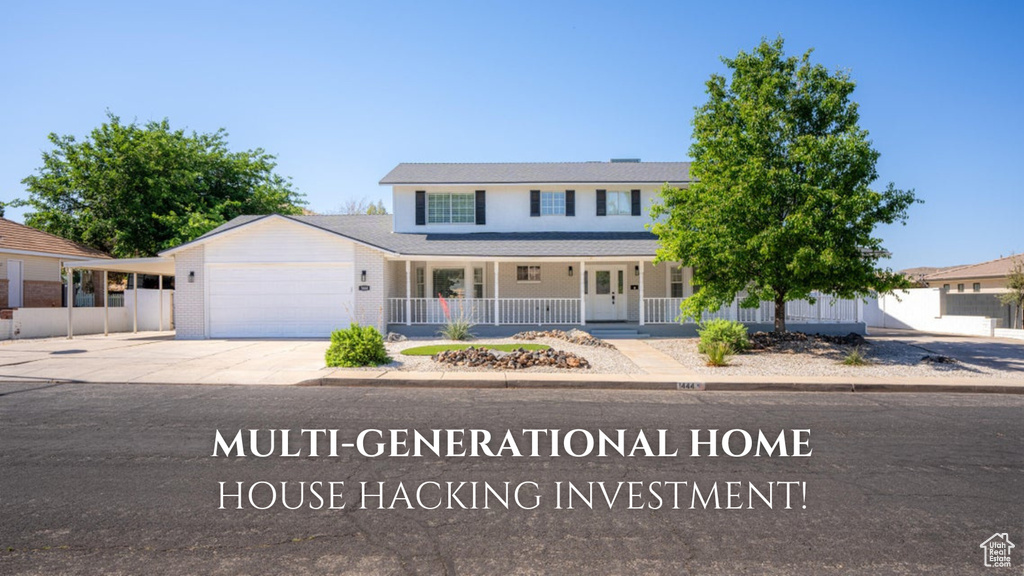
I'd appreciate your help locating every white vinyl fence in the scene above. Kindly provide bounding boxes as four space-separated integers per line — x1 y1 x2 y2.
643 292 860 324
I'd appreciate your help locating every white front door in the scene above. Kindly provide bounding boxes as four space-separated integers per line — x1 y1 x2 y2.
586 266 627 321
7 260 23 308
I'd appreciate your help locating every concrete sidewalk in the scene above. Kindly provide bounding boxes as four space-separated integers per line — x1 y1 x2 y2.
0 331 1020 394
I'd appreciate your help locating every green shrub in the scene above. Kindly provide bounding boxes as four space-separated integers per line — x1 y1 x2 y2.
704 341 732 367
438 318 475 341
841 347 871 366
697 319 749 354
325 323 392 367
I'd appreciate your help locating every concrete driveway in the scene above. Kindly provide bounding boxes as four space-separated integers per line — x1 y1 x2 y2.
868 328 1024 372
0 332 330 385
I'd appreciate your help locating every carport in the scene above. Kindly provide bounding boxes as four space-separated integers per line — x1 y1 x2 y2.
62 257 176 338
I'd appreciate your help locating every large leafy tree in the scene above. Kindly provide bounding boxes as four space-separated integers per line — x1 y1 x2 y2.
652 38 918 332
20 113 304 257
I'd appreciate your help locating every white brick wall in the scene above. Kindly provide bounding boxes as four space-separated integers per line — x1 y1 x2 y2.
173 245 205 339
352 245 387 332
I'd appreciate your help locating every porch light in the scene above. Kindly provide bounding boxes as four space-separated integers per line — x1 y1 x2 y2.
634 265 640 277
568 266 574 277
361 270 367 282
188 271 195 283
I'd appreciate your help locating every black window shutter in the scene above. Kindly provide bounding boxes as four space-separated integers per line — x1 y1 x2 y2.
565 190 575 217
631 189 641 216
596 189 606 216
415 191 426 225
475 190 486 225
530 190 540 217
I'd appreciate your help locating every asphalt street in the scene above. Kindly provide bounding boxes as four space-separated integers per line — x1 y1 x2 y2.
1 383 1022 575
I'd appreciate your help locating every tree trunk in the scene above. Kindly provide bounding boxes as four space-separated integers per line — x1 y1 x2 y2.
774 293 787 333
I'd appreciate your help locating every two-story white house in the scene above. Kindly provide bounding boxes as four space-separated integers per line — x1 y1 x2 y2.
69 160 863 339
162 160 699 338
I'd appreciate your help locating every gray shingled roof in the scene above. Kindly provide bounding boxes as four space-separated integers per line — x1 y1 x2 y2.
379 162 691 185
186 214 660 258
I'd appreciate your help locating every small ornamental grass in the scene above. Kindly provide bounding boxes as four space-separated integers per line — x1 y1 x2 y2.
841 347 871 366
697 319 750 354
325 323 392 368
703 341 733 367
438 318 475 341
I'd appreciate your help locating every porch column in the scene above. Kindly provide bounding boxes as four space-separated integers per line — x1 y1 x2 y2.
158 275 164 332
579 261 586 326
405 260 412 326
132 273 138 334
493 261 499 326
66 266 74 339
103 270 109 336
638 260 645 326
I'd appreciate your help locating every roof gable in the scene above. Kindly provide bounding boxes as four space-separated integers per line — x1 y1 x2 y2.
0 218 110 259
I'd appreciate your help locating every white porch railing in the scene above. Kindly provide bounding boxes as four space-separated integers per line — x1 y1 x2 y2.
644 292 860 324
108 293 125 308
498 298 580 325
387 298 580 325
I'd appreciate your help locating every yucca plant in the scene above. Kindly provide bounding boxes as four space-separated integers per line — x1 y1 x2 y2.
704 341 732 367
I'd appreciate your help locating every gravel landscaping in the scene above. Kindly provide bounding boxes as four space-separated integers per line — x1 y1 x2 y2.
646 336 1020 379
349 336 642 374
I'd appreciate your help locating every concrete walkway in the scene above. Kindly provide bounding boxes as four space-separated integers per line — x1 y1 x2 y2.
602 338 696 376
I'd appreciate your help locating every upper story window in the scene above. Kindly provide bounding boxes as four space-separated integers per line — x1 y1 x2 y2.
973 283 981 292
606 191 633 215
427 192 475 224
540 191 565 215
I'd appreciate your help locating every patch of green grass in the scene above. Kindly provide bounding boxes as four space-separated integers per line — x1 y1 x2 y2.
402 343 550 356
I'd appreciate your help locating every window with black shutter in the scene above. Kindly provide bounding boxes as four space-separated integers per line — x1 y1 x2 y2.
475 190 486 225
415 191 426 225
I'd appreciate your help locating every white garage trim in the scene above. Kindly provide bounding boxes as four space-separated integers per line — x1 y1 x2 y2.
204 262 354 338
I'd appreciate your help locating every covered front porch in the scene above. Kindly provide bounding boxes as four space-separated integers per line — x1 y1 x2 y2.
384 257 863 329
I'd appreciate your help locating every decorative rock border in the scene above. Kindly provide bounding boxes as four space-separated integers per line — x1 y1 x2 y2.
512 329 613 349
433 347 591 370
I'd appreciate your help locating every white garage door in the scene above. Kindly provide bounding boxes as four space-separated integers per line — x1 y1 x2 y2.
208 264 352 338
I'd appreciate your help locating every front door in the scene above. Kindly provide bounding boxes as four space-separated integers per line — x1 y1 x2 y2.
7 260 23 308
586 266 627 321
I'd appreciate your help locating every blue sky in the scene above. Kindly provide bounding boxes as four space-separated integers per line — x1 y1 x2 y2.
1 0 1021 270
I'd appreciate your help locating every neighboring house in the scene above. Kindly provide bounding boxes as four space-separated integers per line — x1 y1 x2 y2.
866 254 1024 336
923 255 1023 329
73 161 864 339
0 217 110 308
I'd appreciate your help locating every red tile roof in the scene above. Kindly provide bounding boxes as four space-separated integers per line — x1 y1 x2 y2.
0 218 110 259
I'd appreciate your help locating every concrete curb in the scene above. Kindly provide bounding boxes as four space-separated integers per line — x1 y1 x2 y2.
304 377 1024 395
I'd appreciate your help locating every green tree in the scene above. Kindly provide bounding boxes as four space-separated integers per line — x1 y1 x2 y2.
999 258 1024 329
366 199 388 215
652 37 918 332
20 113 304 257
